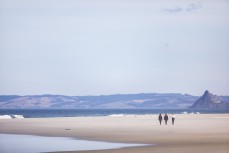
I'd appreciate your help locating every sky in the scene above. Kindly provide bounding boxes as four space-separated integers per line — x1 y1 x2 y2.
0 0 229 96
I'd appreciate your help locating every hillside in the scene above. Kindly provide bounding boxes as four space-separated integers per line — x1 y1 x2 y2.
0 93 198 109
1 92 228 109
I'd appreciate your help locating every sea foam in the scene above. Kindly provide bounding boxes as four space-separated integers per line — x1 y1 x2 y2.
0 115 24 119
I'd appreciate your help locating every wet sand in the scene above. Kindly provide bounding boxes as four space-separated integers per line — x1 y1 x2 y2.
0 114 229 153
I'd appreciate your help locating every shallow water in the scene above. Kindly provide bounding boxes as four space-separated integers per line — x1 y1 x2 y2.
0 134 148 153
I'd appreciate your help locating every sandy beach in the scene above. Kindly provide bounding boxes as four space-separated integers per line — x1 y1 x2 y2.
0 114 229 153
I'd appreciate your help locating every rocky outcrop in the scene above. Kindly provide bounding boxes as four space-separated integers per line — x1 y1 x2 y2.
189 90 229 109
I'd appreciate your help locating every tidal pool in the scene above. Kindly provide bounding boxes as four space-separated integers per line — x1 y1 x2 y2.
0 134 149 153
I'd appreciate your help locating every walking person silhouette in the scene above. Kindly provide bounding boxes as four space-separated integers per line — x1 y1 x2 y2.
158 114 162 125
172 113 175 125
164 113 168 125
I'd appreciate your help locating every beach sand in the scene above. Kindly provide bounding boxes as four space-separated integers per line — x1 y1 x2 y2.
0 114 229 153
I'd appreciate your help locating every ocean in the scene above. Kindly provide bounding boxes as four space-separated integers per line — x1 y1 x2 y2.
0 109 229 119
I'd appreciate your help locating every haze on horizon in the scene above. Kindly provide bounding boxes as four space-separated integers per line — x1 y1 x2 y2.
0 0 229 96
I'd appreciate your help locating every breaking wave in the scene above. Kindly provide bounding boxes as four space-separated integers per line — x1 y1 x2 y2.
181 111 200 114
108 114 125 117
0 115 24 119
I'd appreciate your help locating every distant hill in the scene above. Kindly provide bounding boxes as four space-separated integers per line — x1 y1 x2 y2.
0 93 199 109
189 90 229 110
0 92 228 109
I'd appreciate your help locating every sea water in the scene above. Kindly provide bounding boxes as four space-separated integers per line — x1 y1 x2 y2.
0 134 148 153
1 109 228 119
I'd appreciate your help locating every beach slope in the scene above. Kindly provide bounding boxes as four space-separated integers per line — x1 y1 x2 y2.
0 114 229 153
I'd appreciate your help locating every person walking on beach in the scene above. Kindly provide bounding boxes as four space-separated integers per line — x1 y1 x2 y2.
164 113 168 125
158 114 162 125
172 113 175 125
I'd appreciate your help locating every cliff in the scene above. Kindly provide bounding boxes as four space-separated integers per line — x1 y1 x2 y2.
189 90 229 109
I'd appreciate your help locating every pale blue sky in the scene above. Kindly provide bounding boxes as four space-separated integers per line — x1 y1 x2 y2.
0 0 229 96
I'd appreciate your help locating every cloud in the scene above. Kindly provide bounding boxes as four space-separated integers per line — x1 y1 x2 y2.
164 7 183 13
164 3 202 13
186 3 202 12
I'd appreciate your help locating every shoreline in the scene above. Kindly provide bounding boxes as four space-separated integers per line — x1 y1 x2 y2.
0 114 229 153
1 108 229 119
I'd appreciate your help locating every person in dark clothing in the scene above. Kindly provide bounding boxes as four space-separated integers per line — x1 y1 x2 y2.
172 113 175 125
158 114 162 125
164 113 168 125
